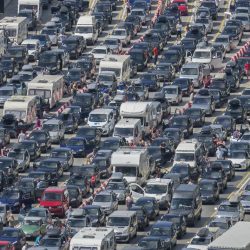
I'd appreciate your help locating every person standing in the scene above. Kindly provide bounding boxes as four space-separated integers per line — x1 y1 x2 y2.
244 62 250 80
216 146 224 160
176 22 183 40
18 130 26 143
153 46 159 65
126 194 133 209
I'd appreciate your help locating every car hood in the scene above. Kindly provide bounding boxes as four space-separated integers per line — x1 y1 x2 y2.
180 74 198 80
92 201 111 208
216 211 239 218
192 103 209 110
107 225 129 234
39 200 62 207
229 158 245 164
0 197 18 205
21 224 40 234
201 190 214 196
0 236 18 243
241 200 250 207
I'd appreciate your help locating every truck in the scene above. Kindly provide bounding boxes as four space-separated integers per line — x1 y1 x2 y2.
0 16 28 44
70 227 116 250
99 55 131 81
111 147 151 184
27 75 64 109
120 101 157 136
208 221 250 250
17 0 42 19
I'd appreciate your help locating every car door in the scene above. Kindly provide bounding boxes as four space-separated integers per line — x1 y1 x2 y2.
129 183 144 202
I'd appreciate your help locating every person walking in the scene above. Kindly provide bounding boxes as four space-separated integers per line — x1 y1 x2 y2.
176 22 183 40
244 62 250 80
216 146 224 160
153 46 159 65
65 206 73 220
18 130 26 143
7 211 15 227
126 193 133 209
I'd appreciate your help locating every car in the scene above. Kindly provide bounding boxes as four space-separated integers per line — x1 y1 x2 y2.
50 148 74 171
207 217 231 236
129 48 148 71
0 228 26 249
172 0 188 15
7 149 30 172
67 175 90 198
129 205 149 231
17 140 41 161
192 95 215 116
229 150 250 171
103 38 122 54
91 45 111 65
76 127 101 146
214 35 233 53
225 98 246 123
26 208 51 224
64 68 87 87
173 78 194 97
162 128 183 148
216 197 245 224
16 177 36 202
149 221 177 249
106 181 129 204
83 205 106 226
213 115 236 135
92 190 118 215
134 197 159 220
161 49 182 70
99 137 121 152
200 0 218 19
136 73 158 91
240 191 250 213
154 63 175 82
161 213 187 239
0 157 18 185
183 108 206 127
199 179 220 204
169 115 193 138
221 25 242 47
66 185 83 208
202 170 227 192
163 85 182 105
138 236 166 250
20 218 46 239
28 130 51 153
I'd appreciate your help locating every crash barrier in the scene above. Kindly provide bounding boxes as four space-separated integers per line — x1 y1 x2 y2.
231 40 250 62
57 100 72 114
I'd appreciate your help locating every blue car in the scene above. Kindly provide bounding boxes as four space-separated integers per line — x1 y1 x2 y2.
0 188 33 213
76 127 101 147
61 137 93 157
0 227 26 249
137 73 158 91
150 221 177 250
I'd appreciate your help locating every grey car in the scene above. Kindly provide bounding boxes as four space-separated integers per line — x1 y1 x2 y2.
192 95 215 116
214 35 233 52
106 181 129 204
92 190 119 215
240 191 250 213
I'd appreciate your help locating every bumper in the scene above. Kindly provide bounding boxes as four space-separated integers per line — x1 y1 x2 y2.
115 233 130 242
47 206 64 217
243 206 250 213
233 164 247 171
202 196 216 204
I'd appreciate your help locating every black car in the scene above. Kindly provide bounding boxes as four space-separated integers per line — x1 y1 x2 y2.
185 27 204 42
0 58 18 78
161 50 182 70
225 98 247 123
0 128 10 149
154 63 175 82
214 159 235 181
161 213 187 238
137 73 158 91
200 1 218 19
237 96 250 114
6 46 28 70
197 133 217 156
67 175 90 197
129 205 149 231
16 177 36 201
38 51 62 74
61 35 86 59
173 78 194 96
36 159 64 185
213 115 236 135
18 9 37 30
209 78 230 97
84 205 106 226
50 148 74 171
17 140 41 161
226 60 244 82
135 197 159 220
148 145 173 168
67 185 83 208
125 15 142 32
129 48 148 71
133 42 152 59
183 108 205 127
99 137 121 151
209 89 226 108
29 34 52 52
93 2 112 24
169 115 193 138
199 179 220 204
201 170 227 192
28 129 51 153
76 127 101 147
162 128 183 148
181 38 198 54
222 25 242 43
58 110 78 133
143 33 162 51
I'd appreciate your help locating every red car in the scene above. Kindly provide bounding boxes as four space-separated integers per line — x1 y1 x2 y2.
172 0 188 15
0 241 14 250
39 187 69 217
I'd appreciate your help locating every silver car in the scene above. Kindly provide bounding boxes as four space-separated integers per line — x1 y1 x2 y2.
240 191 250 213
234 14 250 31
195 17 213 34
192 95 215 116
103 38 122 54
214 35 233 52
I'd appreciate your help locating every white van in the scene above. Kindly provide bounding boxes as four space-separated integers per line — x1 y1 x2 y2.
88 108 115 136
27 75 64 109
70 227 116 250
0 16 28 44
3 95 37 124
113 118 143 144
75 15 98 45
18 0 42 19
120 101 156 135
99 55 131 81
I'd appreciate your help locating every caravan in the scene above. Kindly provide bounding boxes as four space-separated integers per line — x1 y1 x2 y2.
17 0 42 19
70 227 116 250
0 17 28 44
99 55 131 81
27 75 64 109
3 95 37 124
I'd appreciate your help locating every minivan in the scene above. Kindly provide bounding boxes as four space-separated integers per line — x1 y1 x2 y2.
107 210 138 243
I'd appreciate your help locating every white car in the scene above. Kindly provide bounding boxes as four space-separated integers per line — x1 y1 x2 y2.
110 28 130 47
91 45 111 64
131 8 147 24
103 38 122 54
194 17 213 33
21 39 41 62
229 150 250 170
163 85 182 105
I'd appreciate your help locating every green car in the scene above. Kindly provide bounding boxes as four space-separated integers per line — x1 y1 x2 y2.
20 217 46 239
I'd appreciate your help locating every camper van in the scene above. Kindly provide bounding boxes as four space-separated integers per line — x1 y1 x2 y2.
3 95 37 124
18 0 42 19
0 17 28 44
113 118 143 144
120 101 156 135
111 147 151 184
88 108 115 136
99 55 131 81
75 16 98 45
70 227 116 250
27 75 64 109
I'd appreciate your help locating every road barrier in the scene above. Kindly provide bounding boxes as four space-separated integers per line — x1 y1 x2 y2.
231 41 250 62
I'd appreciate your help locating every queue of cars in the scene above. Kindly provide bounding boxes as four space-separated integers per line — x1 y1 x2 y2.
0 0 249 248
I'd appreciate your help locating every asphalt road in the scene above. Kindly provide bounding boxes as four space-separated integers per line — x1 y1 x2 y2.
1 0 250 249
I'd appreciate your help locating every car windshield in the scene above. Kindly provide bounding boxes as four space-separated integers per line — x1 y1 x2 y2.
241 194 250 201
84 207 99 216
67 139 84 146
1 190 19 199
145 184 168 194
136 199 153 208
51 151 68 158
89 114 107 122
115 166 137 177
68 177 85 186
24 219 41 226
181 67 198 75
68 218 86 227
216 37 229 43
39 161 57 169
230 151 246 159
106 183 125 190
171 165 188 174
104 39 118 45
174 153 194 161
41 28 57 35
94 194 111 202
214 117 230 126
196 18 209 24
0 90 13 96
130 52 144 61
28 210 45 217
92 48 107 54
0 230 19 238
185 109 200 115
42 192 62 201
75 26 93 33
223 27 237 35
171 198 192 210
150 227 171 237
98 74 114 82
19 180 34 188
21 141 35 150
172 118 187 126
100 139 119 150
200 183 214 191
193 97 210 105
209 221 228 229
164 88 177 94
191 237 211 245
218 204 238 212
235 16 248 21
43 123 58 131
241 134 250 141
164 53 178 61
230 143 248 151
113 127 133 137
77 128 95 136
8 151 24 160
139 240 158 249
193 51 211 59
40 238 60 247
107 217 130 226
